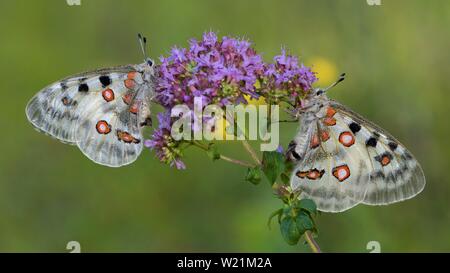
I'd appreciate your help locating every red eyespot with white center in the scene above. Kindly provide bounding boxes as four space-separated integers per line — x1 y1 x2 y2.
102 88 115 102
332 164 351 182
96 120 111 134
339 131 355 147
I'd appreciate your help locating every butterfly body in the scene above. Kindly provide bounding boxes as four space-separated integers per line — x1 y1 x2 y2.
288 90 425 212
26 59 155 167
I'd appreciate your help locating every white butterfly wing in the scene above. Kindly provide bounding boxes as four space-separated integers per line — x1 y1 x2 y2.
330 102 426 206
290 100 425 212
26 65 153 167
26 66 133 143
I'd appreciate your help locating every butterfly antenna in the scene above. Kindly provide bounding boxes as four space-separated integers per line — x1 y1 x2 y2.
137 33 149 60
323 73 346 92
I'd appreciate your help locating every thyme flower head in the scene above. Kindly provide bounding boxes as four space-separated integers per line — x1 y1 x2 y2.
262 49 317 104
155 31 265 109
144 112 185 170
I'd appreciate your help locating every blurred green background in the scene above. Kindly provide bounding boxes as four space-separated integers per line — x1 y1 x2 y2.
0 0 449 252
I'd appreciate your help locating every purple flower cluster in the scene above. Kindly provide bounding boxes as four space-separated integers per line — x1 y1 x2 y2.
262 49 317 102
146 32 317 169
156 32 265 108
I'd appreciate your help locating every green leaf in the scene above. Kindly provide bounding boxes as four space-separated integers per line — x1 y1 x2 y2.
261 151 286 185
280 216 301 245
267 208 283 229
297 199 317 215
295 211 315 235
282 205 293 217
245 167 262 185
207 143 220 161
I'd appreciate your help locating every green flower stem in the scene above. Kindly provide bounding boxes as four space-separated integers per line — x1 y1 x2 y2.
242 140 261 165
304 230 322 253
239 141 322 254
219 155 255 168
190 140 254 168
221 111 260 165
191 140 209 151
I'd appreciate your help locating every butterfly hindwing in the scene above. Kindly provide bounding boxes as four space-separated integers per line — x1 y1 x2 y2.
26 64 154 167
76 106 142 167
290 99 425 212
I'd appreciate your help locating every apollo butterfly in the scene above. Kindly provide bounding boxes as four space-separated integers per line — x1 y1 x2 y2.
287 74 426 212
25 34 155 167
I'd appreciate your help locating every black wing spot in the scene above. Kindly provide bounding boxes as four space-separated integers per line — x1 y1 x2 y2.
401 152 413 161
388 142 398 151
370 170 385 180
349 122 361 134
60 82 68 90
78 83 89 92
366 137 377 147
291 150 301 160
99 75 112 87
287 140 301 161
140 117 153 127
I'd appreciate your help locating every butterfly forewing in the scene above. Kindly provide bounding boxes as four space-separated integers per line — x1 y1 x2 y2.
330 101 426 205
26 64 154 167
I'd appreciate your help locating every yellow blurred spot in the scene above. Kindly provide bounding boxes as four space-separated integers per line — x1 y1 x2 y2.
244 94 266 105
244 80 266 105
308 57 338 86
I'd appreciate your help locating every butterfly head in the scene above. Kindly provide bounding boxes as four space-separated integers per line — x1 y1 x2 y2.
298 88 329 114
137 34 156 81
145 57 154 67
294 73 346 117
136 57 156 83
